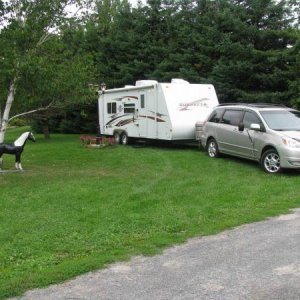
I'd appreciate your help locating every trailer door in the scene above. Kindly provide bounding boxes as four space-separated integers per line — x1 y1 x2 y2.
138 93 147 137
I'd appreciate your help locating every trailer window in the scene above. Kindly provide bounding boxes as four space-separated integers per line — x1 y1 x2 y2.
124 103 135 113
141 95 145 108
107 102 117 114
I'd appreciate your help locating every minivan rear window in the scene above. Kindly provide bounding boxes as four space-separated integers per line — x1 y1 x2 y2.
208 108 224 123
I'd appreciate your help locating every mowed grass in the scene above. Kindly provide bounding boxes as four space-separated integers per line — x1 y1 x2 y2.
1 127 300 298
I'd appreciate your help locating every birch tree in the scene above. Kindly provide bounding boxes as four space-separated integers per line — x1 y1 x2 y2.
0 0 90 143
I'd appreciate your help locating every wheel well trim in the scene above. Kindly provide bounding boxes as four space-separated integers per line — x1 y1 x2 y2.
206 136 216 149
260 145 279 160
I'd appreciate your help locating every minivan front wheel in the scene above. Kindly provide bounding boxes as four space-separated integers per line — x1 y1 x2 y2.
261 149 281 173
207 138 220 158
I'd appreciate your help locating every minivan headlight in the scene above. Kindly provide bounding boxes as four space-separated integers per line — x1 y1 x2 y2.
282 137 300 148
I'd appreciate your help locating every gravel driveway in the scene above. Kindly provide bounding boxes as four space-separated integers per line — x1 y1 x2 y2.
13 208 300 300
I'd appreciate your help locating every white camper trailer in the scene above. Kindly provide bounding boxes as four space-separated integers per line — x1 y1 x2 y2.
98 79 219 144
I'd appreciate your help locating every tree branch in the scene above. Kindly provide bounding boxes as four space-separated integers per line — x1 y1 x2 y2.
8 102 54 122
36 1 75 47
37 32 53 47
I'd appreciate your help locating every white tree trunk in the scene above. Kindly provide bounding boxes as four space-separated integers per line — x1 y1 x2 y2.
0 79 17 143
0 1 73 144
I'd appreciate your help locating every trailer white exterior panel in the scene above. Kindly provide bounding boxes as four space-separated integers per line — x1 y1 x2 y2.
98 79 219 142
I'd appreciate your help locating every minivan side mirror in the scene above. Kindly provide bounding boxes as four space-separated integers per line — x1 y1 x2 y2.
250 123 261 131
238 123 244 132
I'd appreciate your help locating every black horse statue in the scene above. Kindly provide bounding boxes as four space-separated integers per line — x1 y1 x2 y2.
0 131 36 170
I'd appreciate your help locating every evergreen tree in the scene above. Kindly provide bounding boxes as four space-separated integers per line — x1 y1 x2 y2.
210 0 299 104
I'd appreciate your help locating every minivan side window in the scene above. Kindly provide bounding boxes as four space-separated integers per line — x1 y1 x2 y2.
243 111 261 129
208 108 224 123
221 110 243 126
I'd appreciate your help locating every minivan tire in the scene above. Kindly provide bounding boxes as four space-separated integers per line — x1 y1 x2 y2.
261 149 281 173
207 138 220 158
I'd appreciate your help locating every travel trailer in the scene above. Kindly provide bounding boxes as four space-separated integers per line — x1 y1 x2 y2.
98 79 219 144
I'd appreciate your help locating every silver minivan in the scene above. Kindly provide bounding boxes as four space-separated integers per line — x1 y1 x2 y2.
201 103 300 173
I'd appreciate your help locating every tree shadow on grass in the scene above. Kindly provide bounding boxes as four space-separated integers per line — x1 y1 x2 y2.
131 139 199 151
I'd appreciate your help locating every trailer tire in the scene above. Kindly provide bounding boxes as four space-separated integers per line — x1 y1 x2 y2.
121 132 129 145
114 132 121 144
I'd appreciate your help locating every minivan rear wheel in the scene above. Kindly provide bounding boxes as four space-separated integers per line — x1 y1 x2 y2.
207 138 220 158
261 149 281 173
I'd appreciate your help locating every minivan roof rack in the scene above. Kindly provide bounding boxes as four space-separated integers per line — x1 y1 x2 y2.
217 103 287 108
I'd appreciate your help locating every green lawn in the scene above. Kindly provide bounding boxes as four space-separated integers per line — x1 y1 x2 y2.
1 127 300 299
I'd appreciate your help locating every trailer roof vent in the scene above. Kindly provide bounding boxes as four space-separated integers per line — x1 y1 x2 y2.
171 78 190 84
135 80 158 87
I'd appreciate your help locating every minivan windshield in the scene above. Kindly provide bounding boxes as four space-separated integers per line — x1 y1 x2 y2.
260 110 300 131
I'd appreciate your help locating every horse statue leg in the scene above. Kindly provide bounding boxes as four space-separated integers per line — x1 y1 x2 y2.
15 152 23 170
0 147 3 170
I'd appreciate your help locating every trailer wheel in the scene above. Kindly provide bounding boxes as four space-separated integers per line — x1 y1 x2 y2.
113 132 121 144
121 132 129 145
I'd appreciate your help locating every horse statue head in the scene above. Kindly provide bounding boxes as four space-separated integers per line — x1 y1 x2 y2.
14 131 36 147
0 131 36 171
